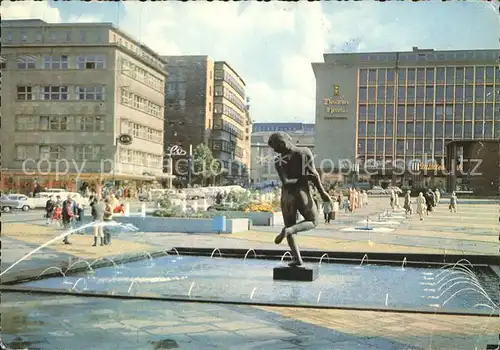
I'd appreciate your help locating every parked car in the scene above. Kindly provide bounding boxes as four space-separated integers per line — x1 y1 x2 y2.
367 186 388 195
185 189 205 200
0 194 34 212
387 186 403 194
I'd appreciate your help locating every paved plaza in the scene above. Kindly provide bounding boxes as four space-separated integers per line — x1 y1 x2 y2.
1 197 499 349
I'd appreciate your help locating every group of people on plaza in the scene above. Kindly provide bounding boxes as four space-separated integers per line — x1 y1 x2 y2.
44 191 124 246
321 188 369 223
401 188 458 221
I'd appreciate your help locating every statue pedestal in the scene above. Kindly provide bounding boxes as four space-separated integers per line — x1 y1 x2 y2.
273 265 318 282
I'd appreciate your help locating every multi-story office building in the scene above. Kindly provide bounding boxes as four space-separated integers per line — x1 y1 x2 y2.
212 61 251 183
313 47 500 188
0 19 167 192
163 57 251 184
250 123 315 184
163 55 214 157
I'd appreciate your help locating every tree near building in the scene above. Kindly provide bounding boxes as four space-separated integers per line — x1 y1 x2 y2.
192 143 220 185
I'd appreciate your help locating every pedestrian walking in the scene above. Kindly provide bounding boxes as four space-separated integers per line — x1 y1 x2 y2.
45 195 55 225
403 190 412 215
90 196 105 246
323 200 332 223
103 199 113 245
61 197 77 244
449 192 458 213
416 192 426 220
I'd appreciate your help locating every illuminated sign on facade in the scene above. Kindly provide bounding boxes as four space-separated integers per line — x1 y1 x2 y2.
323 85 349 117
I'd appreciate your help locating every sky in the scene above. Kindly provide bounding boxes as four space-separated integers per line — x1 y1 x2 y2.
2 1 499 124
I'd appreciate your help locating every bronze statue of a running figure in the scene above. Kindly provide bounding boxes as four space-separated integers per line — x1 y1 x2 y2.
268 132 332 267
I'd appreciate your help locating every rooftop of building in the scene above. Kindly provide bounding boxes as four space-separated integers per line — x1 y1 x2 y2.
315 46 500 66
161 55 213 64
215 61 246 86
1 19 167 64
252 122 315 134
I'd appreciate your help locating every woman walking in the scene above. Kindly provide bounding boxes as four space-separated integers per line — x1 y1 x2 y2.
416 192 426 220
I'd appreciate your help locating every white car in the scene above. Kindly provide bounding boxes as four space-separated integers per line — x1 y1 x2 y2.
387 186 403 194
367 186 388 195
0 194 34 212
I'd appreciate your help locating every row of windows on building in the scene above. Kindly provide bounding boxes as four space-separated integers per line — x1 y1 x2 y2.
15 115 105 132
120 89 163 118
213 120 244 140
17 85 105 101
355 51 499 64
14 54 105 70
118 147 163 168
358 103 500 121
15 144 103 161
359 85 498 103
359 66 498 86
5 29 101 45
214 69 245 99
120 58 163 92
357 121 500 139
212 139 244 158
214 85 246 113
213 103 244 126
357 139 447 157
121 121 163 144
4 29 163 71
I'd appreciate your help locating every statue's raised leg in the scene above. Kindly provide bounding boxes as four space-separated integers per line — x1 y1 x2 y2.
287 234 303 266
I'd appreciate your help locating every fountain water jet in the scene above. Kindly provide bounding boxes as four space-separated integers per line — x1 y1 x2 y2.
0 220 135 277
316 291 322 303
385 293 389 306
187 281 195 297
210 248 222 258
318 254 330 265
243 249 257 261
71 278 87 291
140 252 153 260
401 257 407 270
442 288 497 308
38 266 66 278
127 281 136 294
250 287 257 300
280 251 293 263
171 248 180 255
359 254 368 266
438 281 497 307
435 269 478 285
65 260 93 274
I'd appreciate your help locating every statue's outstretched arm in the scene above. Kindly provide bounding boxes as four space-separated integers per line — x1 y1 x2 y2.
303 149 329 200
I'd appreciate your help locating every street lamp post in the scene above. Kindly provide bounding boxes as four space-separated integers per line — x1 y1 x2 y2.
187 144 193 187
114 133 133 188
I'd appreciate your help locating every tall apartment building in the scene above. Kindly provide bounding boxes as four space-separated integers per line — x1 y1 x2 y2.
313 47 500 189
213 61 251 183
250 123 315 184
163 57 252 184
0 19 167 192
163 55 214 159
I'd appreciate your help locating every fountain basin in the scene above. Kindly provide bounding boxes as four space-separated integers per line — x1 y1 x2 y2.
14 250 499 316
340 227 395 233
81 216 250 234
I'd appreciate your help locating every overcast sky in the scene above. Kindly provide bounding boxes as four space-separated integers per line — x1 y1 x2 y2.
3 1 499 124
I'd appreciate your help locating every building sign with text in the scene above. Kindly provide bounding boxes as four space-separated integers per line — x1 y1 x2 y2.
323 84 349 119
